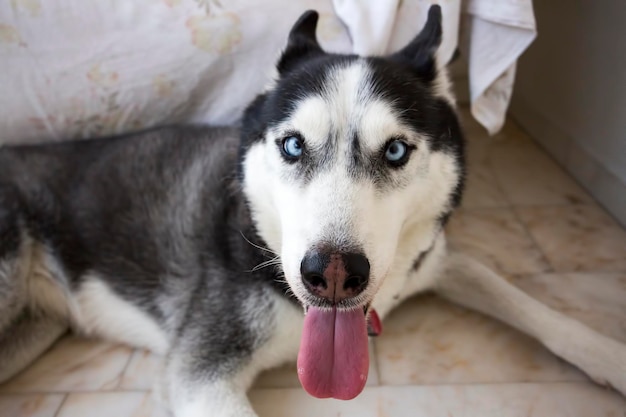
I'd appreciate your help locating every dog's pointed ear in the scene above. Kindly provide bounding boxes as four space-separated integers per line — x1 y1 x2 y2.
392 5 442 80
277 10 323 74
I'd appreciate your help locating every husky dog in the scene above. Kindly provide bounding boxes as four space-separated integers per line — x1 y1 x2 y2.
0 6 624 416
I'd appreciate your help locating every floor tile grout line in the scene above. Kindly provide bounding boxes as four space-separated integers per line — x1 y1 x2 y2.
509 205 555 274
461 201 598 211
52 393 69 417
0 388 153 396
474 154 555 274
113 348 138 390
250 379 600 391
455 202 625 235
453 202 556 276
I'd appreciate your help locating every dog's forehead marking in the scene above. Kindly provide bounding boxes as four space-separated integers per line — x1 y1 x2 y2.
359 100 409 147
285 96 330 149
284 60 408 151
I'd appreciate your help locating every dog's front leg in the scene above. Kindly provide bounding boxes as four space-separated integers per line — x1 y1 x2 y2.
161 341 261 417
165 371 258 417
434 252 626 396
158 290 302 417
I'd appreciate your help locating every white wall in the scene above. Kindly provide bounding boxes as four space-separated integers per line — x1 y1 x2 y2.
510 0 626 225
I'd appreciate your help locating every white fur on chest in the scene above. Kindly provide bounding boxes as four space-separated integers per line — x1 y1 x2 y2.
372 229 447 319
249 294 304 377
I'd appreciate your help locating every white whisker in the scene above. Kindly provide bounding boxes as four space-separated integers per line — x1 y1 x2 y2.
239 230 277 256
248 255 282 272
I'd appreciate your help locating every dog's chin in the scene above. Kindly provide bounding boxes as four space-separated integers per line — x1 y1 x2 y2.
302 300 372 315
293 287 373 312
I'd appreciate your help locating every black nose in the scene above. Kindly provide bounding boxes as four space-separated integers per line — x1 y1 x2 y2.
300 249 370 303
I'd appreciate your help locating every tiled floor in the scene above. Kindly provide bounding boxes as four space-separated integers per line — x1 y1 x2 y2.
1 111 626 416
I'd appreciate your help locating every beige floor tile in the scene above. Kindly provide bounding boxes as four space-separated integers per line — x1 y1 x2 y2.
0 337 133 393
487 130 592 206
516 205 626 272
458 107 518 145
376 382 626 417
493 118 536 145
254 340 379 389
253 382 626 417
249 388 380 417
253 363 302 389
0 394 65 417
461 117 534 207
464 116 536 167
374 294 584 386
447 208 550 275
463 132 496 167
55 392 165 417
461 163 510 208
512 272 626 343
465 139 492 168
118 350 164 391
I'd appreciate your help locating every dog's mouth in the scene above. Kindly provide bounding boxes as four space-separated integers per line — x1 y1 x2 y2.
303 303 382 336
297 303 382 400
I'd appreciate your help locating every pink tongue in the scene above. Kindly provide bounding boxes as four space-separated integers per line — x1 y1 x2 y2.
297 307 369 400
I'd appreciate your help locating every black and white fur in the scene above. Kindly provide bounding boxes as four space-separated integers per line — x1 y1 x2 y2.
0 7 624 416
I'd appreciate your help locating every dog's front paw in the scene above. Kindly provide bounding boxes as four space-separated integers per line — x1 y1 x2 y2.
170 389 259 417
588 371 626 398
570 335 626 397
176 403 259 417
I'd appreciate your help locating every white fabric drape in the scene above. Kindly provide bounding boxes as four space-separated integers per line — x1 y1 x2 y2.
333 0 537 135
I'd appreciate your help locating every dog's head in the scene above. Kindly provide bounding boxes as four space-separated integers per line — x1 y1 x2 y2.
239 5 464 399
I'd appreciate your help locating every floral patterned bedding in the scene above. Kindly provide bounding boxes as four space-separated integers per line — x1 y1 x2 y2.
0 0 535 144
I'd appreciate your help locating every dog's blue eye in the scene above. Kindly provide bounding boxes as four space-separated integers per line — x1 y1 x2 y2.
282 136 303 158
385 140 408 163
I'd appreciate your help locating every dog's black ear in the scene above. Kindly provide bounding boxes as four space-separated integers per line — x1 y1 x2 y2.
391 5 442 81
277 10 323 74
